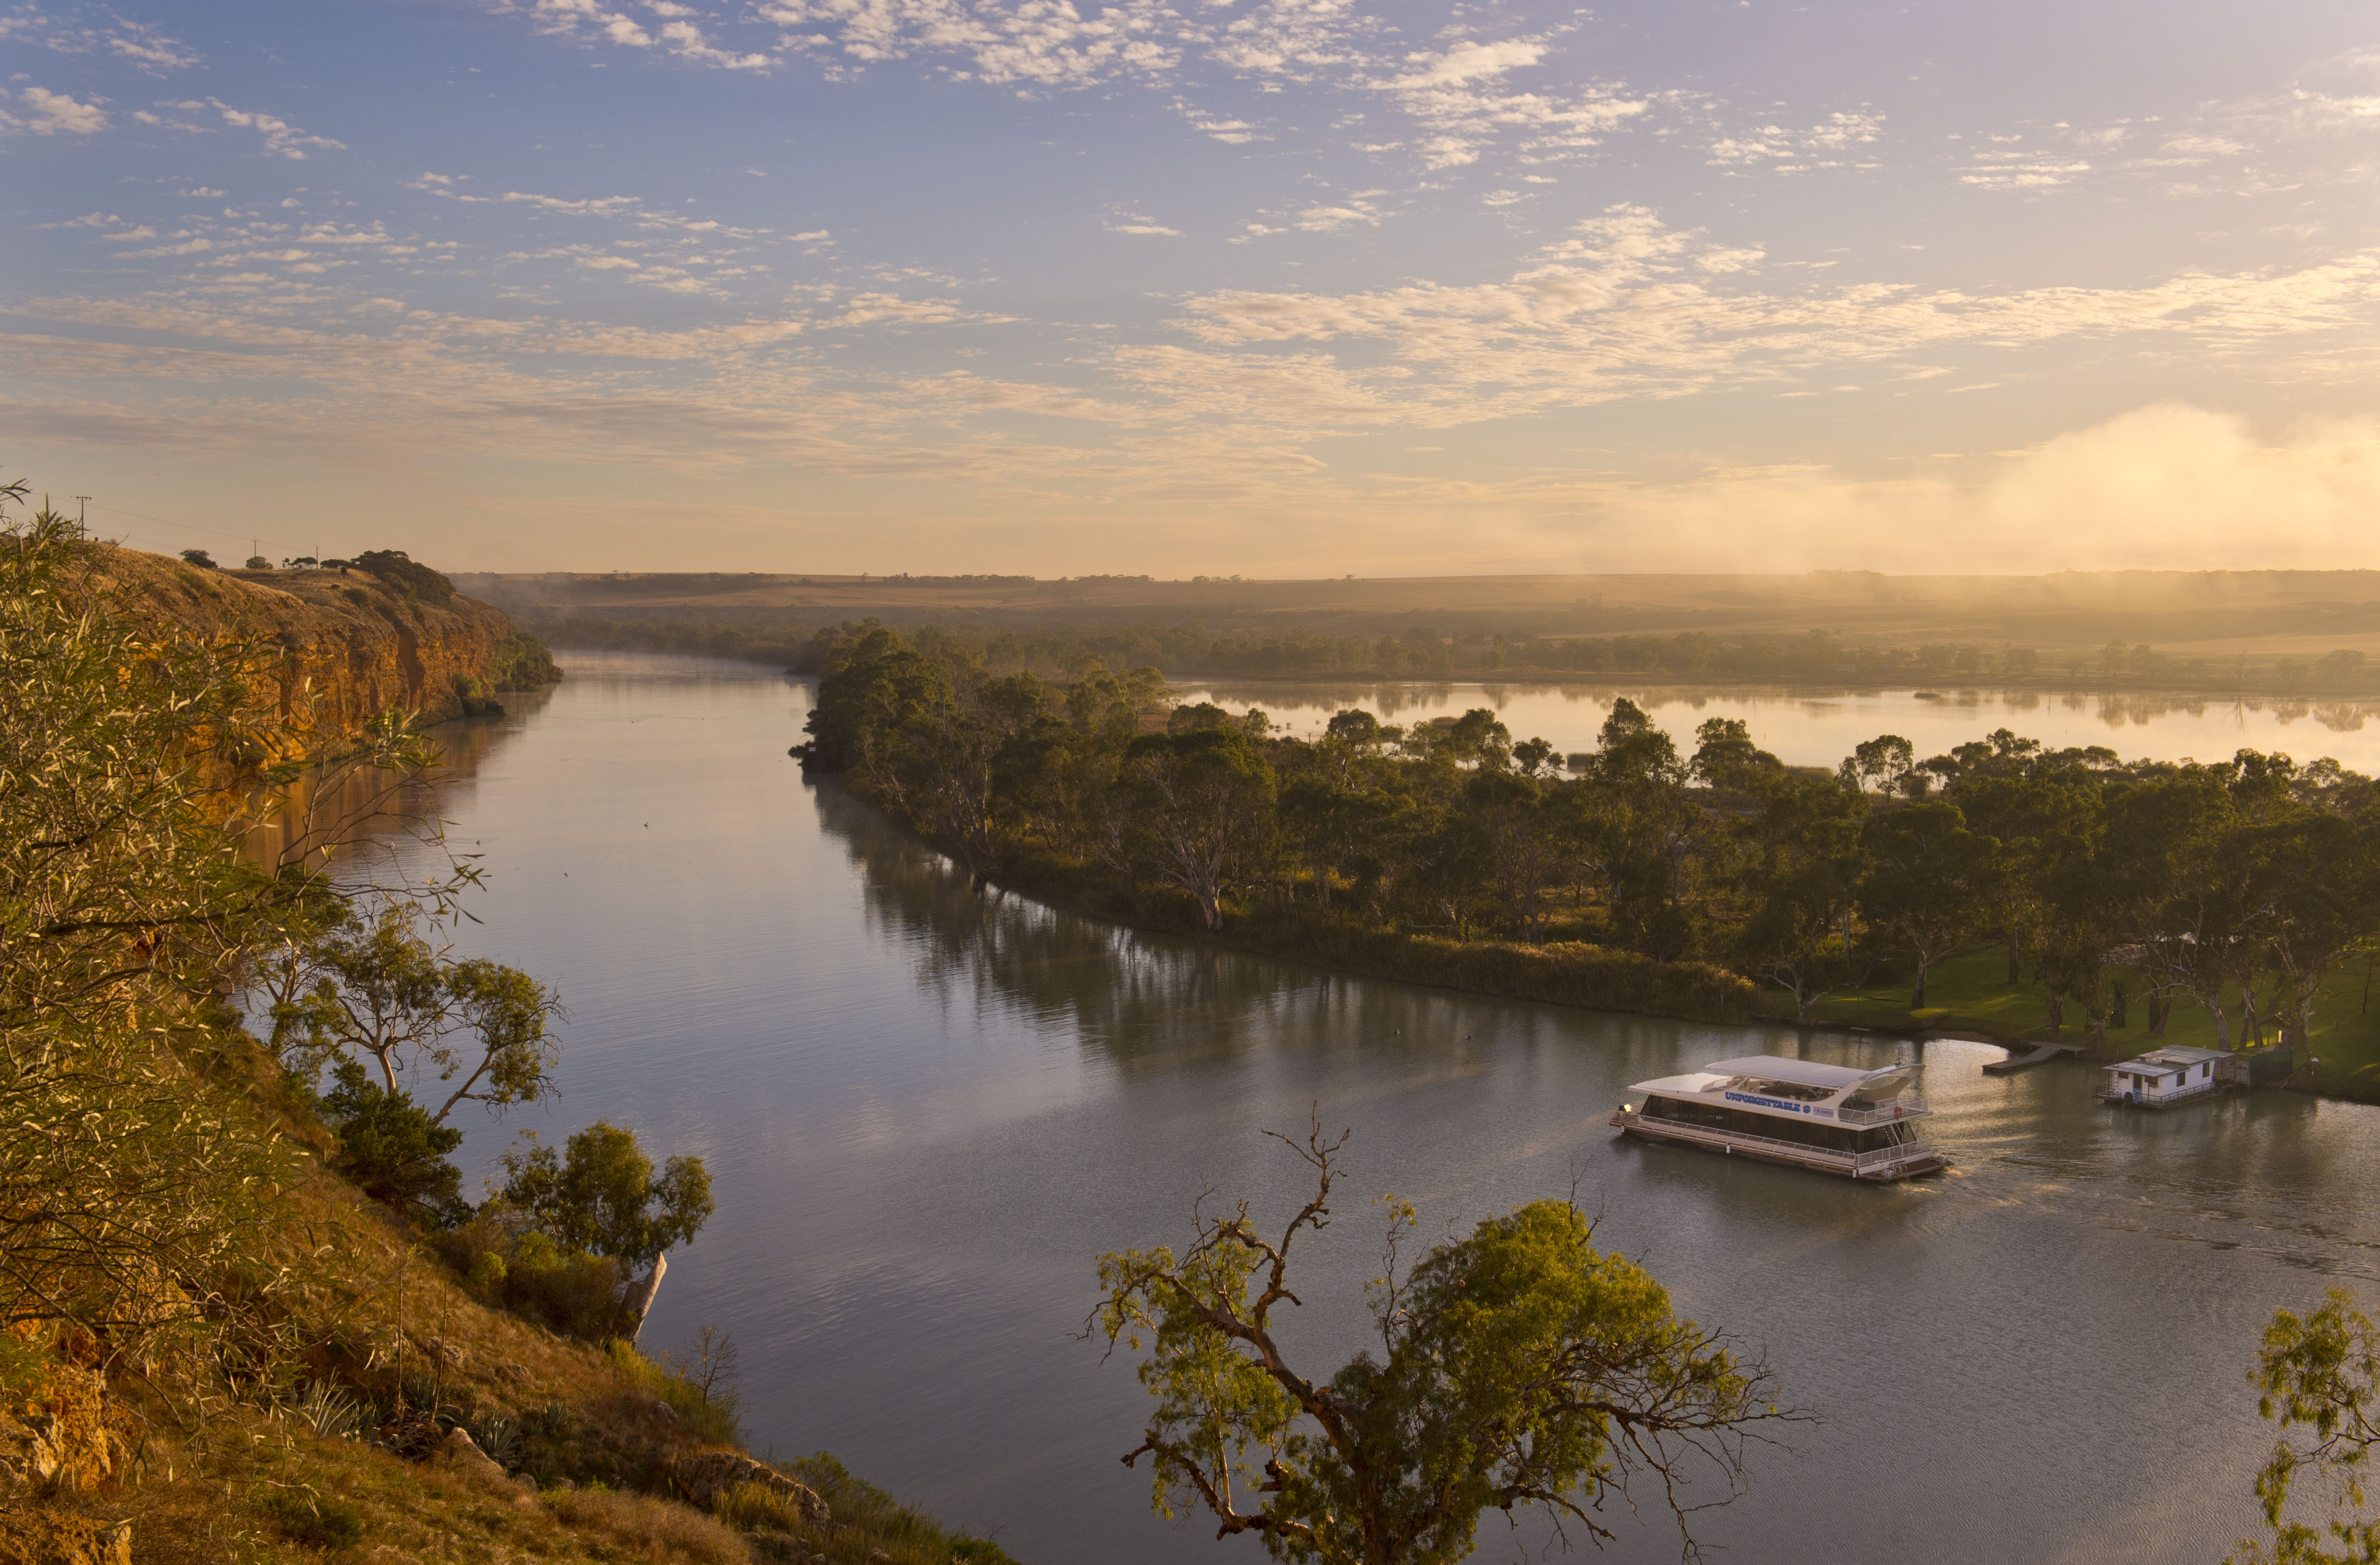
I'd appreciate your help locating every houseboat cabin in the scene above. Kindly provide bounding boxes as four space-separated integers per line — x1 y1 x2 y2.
1610 1054 1945 1181
2100 1045 2229 1107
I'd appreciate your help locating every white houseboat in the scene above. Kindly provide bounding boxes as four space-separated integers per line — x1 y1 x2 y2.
1610 1055 1946 1181
2100 1045 2229 1107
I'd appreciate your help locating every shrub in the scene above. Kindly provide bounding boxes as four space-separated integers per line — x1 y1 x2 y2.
178 547 216 568
489 630 563 690
502 1231 629 1340
351 549 454 603
451 670 505 719
318 1059 468 1225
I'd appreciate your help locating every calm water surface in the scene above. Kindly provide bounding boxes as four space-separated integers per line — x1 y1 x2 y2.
384 657 2380 1564
1172 679 2380 775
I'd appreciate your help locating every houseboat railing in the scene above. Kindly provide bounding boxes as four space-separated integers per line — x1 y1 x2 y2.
1635 1117 1939 1172
2096 1078 2222 1105
1837 1097 1929 1127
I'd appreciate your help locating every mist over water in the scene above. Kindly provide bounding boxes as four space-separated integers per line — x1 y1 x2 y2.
368 655 2380 1564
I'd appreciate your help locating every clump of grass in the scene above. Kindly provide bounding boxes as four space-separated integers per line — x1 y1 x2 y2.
548 1487 747 1565
715 1478 804 1532
787 1453 1023 1565
258 1486 366 1549
606 1340 739 1446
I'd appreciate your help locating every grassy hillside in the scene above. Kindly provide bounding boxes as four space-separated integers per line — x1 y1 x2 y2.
15 1059 1019 1565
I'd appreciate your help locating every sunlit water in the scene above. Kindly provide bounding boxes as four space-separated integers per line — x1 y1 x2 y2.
1171 679 2380 775
359 656 2380 1564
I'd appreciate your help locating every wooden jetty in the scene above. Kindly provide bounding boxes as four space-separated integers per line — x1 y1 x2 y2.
1983 1041 2086 1075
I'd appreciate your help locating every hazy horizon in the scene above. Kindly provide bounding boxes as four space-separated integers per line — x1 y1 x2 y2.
6 1 2378 575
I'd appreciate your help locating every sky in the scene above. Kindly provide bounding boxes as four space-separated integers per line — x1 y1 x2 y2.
3 0 2379 575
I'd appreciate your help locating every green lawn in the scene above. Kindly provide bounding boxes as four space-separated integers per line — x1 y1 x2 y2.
1798 943 2380 1102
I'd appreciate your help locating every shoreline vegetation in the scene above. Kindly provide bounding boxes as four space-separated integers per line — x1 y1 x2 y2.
789 622 2380 1105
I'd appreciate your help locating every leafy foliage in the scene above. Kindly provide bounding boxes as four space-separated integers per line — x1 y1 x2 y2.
267 899 565 1126
319 1059 469 1224
489 628 564 690
351 548 455 603
2233 1289 2380 1564
1093 1123 1785 1563
498 1119 714 1273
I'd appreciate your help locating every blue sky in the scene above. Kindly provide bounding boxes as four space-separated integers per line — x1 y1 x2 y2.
4 0 2378 573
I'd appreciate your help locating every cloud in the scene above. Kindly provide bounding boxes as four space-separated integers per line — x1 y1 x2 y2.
0 12 200 71
1582 404 2380 572
1 86 108 135
1708 110 1884 171
1167 210 2380 426
1390 38 1545 91
161 98 346 158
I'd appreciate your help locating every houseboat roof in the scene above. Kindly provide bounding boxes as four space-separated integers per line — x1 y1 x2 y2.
1627 1057 1916 1100
1700 1056 1894 1090
2107 1045 2230 1072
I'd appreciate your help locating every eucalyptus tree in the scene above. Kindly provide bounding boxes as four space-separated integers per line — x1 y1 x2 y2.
268 900 565 1125
1466 768 1558 943
1114 728 1279 931
1860 803 1998 1009
1585 700 1705 959
1091 1123 1787 1565
1733 771 1868 1022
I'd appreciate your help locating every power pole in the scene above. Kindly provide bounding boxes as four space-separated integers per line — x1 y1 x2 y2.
73 496 90 527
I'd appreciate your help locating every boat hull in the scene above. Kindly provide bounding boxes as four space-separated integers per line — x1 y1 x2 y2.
1612 1112 1947 1181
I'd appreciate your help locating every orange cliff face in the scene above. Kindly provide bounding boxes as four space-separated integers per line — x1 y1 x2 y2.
85 545 514 732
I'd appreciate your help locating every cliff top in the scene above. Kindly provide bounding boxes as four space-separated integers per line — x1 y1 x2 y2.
91 542 512 647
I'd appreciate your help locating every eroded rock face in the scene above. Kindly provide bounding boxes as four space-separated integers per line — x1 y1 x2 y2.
0 1359 117 1497
669 1450 829 1523
84 545 514 731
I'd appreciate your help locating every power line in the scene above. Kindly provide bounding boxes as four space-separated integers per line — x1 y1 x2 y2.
85 502 313 556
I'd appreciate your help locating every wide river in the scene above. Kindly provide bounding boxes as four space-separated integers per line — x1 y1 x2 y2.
388 658 2380 1565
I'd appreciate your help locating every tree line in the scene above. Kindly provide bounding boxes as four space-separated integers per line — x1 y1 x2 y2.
797 623 2380 1048
529 606 2377 696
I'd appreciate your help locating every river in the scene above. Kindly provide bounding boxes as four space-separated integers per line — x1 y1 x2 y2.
378 656 2380 1565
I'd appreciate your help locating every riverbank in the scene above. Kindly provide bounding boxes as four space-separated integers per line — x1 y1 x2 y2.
839 782 2380 1107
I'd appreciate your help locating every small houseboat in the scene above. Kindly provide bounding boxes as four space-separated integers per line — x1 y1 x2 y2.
1610 1055 1945 1181
2099 1045 2228 1107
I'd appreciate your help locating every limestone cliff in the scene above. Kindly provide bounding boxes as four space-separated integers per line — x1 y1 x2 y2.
87 544 516 729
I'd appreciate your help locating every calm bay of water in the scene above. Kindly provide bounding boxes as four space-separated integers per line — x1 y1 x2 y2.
1172 679 2380 775
379 656 2380 1564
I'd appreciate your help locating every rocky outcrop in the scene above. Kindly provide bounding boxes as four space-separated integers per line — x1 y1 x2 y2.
0 1357 118 1498
82 544 514 730
669 1450 828 1522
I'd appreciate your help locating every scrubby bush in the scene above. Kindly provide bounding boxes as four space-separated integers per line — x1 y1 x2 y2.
318 1059 468 1224
489 629 563 690
352 549 454 603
